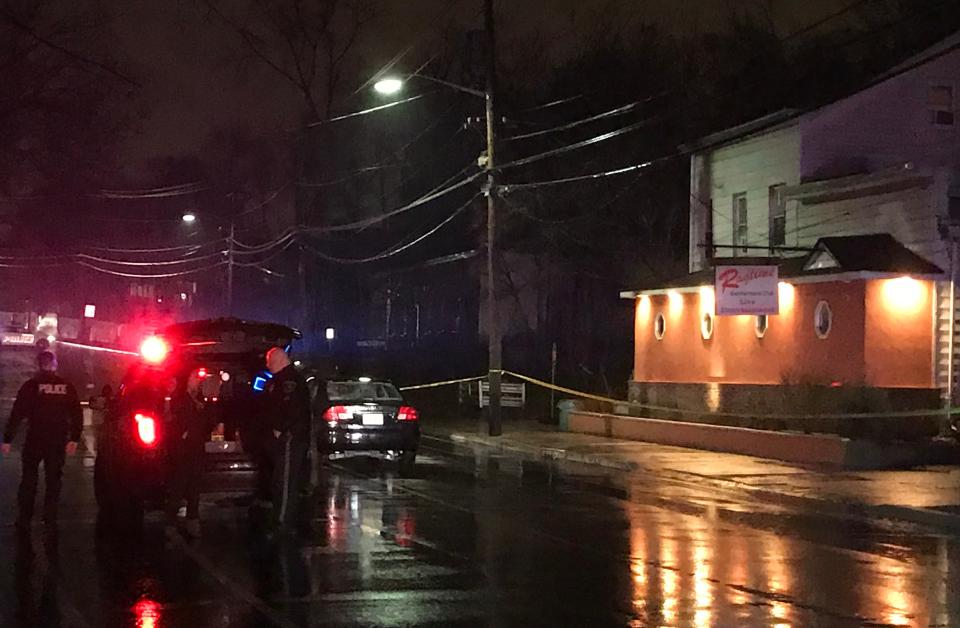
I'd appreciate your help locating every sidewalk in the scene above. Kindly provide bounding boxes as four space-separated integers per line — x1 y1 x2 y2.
421 417 960 531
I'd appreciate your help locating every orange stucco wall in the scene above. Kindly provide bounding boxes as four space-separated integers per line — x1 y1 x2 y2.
633 279 934 388
864 279 935 388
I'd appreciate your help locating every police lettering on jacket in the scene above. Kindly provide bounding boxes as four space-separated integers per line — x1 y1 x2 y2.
3 372 83 445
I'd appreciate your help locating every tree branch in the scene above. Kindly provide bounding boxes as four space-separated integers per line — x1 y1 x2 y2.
0 9 139 87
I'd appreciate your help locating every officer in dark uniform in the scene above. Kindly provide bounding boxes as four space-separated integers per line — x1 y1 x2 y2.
1 351 82 528
264 346 311 533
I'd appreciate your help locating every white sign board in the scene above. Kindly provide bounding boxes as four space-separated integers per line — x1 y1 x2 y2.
1 332 36 346
715 265 779 316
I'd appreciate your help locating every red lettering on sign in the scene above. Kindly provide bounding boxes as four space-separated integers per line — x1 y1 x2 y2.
718 268 739 293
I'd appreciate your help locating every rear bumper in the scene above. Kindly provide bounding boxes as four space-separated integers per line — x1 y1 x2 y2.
320 423 420 453
108 444 259 497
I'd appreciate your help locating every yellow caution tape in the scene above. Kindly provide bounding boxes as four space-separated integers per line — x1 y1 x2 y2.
396 369 960 420
399 375 486 391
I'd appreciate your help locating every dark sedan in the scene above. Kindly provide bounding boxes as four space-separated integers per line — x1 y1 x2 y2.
317 379 420 475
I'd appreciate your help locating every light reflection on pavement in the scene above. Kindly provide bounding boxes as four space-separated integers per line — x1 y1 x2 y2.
0 442 956 627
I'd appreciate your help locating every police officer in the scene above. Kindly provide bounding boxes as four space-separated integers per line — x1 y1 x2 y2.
165 369 216 540
1 351 82 529
264 346 311 533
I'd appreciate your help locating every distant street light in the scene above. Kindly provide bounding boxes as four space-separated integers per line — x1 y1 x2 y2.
179 211 235 313
373 78 403 95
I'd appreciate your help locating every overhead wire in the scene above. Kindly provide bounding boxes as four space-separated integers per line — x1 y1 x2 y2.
496 115 665 171
303 92 434 129
76 260 226 278
301 193 479 264
299 170 482 234
504 93 665 143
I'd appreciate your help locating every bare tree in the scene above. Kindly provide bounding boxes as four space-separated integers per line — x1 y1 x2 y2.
0 1 136 197
198 0 377 122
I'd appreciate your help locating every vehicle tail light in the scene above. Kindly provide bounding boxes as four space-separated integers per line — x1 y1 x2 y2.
139 336 169 364
197 367 208 379
397 406 418 422
323 405 351 423
134 412 157 446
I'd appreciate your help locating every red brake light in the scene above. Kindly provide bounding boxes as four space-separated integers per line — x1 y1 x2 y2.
397 406 418 422
139 336 169 364
196 367 208 379
322 405 350 423
134 412 157 446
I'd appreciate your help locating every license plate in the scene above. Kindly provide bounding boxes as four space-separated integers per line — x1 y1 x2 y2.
362 413 384 426
205 440 241 453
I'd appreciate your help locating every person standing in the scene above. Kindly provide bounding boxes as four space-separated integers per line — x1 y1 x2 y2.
264 347 311 534
1 351 82 529
165 369 215 540
88 385 113 426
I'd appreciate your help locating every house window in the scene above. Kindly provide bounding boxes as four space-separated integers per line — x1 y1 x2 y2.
700 312 714 340
928 85 954 126
733 193 748 254
755 314 769 338
814 301 832 339
654 313 666 340
768 184 786 249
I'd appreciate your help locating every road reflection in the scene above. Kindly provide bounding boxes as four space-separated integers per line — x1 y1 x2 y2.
626 502 956 627
133 598 161 628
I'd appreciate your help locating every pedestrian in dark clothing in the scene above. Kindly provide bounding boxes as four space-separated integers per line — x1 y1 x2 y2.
265 347 312 533
165 369 216 539
1 352 82 528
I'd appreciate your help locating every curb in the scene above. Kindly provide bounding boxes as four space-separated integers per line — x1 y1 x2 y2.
442 432 638 472
425 430 960 533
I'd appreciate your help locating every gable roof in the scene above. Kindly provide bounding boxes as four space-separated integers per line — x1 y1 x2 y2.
808 233 943 275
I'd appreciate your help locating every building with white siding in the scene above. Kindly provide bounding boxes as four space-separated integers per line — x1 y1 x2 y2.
689 33 960 274
624 32 960 425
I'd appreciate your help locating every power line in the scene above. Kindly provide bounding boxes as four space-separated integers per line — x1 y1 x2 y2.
76 260 226 278
496 115 665 171
80 240 225 254
504 94 665 143
94 181 208 199
300 170 482 234
500 153 678 190
302 92 434 129
302 193 478 264
516 93 585 114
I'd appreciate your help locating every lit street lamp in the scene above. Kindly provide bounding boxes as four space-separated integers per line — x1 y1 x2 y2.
371 0 502 436
373 78 403 95
181 212 236 314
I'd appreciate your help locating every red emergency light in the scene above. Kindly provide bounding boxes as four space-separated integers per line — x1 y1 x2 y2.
134 412 157 446
139 335 169 364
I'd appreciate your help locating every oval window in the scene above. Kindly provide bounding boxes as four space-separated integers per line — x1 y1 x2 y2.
755 314 768 339
700 312 714 340
814 301 832 339
654 313 666 340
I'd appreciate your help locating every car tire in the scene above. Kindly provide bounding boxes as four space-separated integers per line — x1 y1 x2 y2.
398 450 416 477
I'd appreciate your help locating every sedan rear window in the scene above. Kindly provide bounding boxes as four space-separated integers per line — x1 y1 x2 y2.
327 381 402 402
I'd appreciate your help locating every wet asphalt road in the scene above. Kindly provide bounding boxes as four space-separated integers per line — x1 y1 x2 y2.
0 440 958 627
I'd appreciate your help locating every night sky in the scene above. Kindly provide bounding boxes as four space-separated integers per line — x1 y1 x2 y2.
112 0 846 170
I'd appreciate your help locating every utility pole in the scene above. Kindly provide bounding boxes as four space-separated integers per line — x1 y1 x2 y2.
226 222 235 314
484 0 502 436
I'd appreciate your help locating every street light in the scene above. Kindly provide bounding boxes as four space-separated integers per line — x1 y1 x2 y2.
371 0 501 436
180 212 236 314
373 78 403 95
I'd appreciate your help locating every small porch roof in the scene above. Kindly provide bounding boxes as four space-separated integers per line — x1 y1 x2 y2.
621 234 944 298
